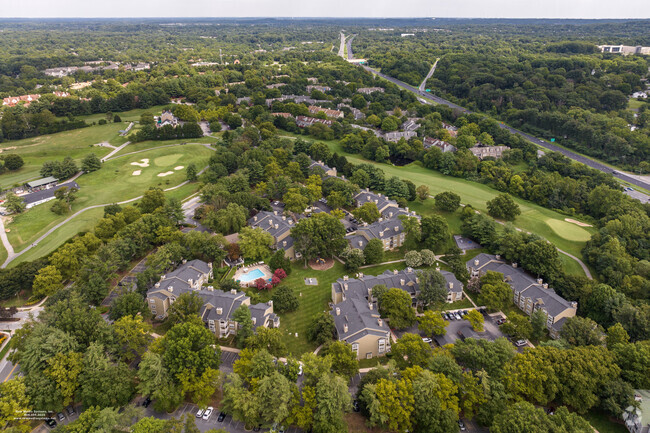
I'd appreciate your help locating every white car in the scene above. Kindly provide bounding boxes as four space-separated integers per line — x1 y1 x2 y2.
202 407 213 420
196 408 204 418
454 313 461 320
422 338 432 344
515 339 528 347
298 362 303 376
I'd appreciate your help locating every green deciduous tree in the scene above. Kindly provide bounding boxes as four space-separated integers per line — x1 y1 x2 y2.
352 202 381 224
238 226 274 260
487 194 521 221
419 310 448 337
81 153 101 173
434 191 461 212
32 265 64 298
363 238 384 264
465 309 485 332
307 312 337 345
379 288 416 330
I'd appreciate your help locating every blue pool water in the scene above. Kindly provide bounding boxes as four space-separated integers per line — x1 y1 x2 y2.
238 268 265 283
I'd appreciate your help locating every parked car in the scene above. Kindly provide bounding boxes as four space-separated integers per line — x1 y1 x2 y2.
353 400 360 412
45 418 57 428
66 406 76 416
203 407 213 420
196 408 204 418
298 362 303 376
459 420 467 431
218 412 226 422
57 412 65 422
496 318 507 325
142 397 152 408
422 337 432 344
454 313 461 320
515 339 528 347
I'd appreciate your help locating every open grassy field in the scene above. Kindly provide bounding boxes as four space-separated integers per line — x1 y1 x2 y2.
6 144 213 258
583 410 628 433
282 133 596 261
112 137 217 157
0 123 127 188
78 105 170 123
8 183 202 268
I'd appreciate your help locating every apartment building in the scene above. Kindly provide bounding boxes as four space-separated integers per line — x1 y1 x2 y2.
466 253 577 338
248 211 300 259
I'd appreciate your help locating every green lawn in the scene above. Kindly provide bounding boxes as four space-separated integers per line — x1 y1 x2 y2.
288 133 596 261
259 260 411 357
78 105 170 123
112 137 216 157
8 183 202 268
582 410 628 433
0 123 126 188
6 145 212 260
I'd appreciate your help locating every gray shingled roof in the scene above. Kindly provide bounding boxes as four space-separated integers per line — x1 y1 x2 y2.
465 254 575 318
355 217 404 240
199 289 248 322
248 211 295 239
354 190 397 212
330 298 389 340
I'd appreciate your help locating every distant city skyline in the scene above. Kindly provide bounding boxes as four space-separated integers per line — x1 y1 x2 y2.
1 0 649 19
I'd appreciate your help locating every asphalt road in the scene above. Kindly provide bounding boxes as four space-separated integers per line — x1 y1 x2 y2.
361 65 650 191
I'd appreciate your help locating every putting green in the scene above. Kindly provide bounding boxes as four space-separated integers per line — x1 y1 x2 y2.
154 153 182 166
545 219 592 242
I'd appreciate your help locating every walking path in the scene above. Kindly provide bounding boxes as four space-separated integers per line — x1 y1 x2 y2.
1 142 215 268
100 141 131 162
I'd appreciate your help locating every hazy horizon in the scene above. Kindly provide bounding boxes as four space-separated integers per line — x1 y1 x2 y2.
1 0 649 20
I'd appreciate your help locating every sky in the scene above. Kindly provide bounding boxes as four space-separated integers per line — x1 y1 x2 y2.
1 0 649 19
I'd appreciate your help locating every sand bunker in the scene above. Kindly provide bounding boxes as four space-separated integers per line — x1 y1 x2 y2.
132 170 142 176
131 158 150 168
174 166 184 170
157 171 174 177
564 218 592 228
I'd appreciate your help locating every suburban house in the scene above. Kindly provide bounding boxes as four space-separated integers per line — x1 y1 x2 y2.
307 105 344 119
199 290 279 338
337 103 365 120
357 87 384 94
309 159 337 177
248 210 300 259
401 118 421 132
469 144 510 160
146 260 278 337
2 94 40 107
442 122 458 137
330 268 463 359
156 110 179 128
295 116 333 128
383 130 417 143
424 137 457 153
306 85 331 93
466 253 577 338
271 112 293 118
623 390 650 433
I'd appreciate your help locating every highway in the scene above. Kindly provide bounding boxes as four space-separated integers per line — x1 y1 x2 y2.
360 64 650 191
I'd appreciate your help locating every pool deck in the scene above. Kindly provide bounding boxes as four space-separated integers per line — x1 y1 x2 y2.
233 263 273 288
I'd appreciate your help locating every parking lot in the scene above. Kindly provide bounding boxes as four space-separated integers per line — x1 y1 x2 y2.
220 350 240 373
394 308 511 348
31 406 81 432
173 403 303 433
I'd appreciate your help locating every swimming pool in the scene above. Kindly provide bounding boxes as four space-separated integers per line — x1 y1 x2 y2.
238 268 265 283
